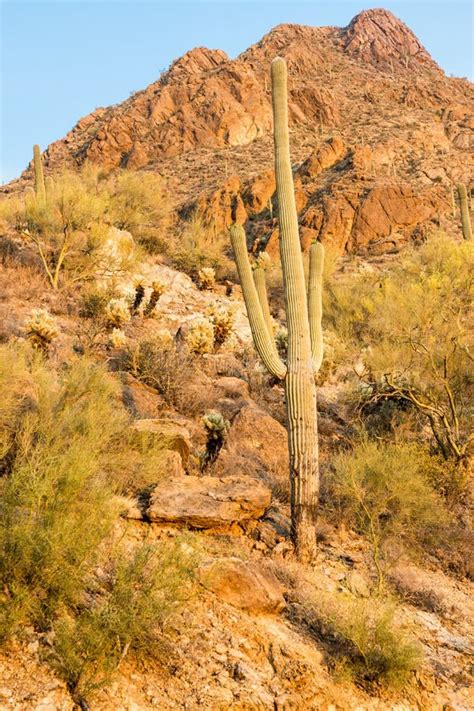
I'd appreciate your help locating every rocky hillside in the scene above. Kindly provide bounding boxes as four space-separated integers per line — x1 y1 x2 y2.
5 8 474 255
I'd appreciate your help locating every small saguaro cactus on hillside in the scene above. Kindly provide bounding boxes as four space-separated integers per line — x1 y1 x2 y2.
457 183 472 241
33 144 46 205
230 57 325 561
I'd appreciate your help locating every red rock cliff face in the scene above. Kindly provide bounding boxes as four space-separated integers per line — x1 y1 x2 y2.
7 9 474 254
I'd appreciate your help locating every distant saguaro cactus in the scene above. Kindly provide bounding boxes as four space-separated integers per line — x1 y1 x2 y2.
230 57 325 561
457 183 472 241
33 144 46 204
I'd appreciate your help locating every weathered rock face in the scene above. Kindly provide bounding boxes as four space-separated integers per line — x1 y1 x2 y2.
215 405 289 495
341 8 438 70
198 558 285 614
131 418 192 466
6 9 473 256
147 474 271 529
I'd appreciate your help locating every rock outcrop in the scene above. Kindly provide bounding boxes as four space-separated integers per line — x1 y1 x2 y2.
147 474 271 529
198 558 285 614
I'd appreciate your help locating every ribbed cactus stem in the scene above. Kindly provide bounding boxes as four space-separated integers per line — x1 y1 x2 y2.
33 144 46 204
272 56 319 560
457 183 472 241
230 225 286 379
252 258 274 344
308 241 324 373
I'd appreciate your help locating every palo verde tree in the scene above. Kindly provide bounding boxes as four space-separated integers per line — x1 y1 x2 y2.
230 57 325 561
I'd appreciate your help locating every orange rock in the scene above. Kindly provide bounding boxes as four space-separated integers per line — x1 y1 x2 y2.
198 557 285 614
298 136 346 179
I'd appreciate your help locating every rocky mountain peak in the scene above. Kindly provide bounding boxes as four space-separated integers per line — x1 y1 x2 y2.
342 8 439 69
163 47 229 80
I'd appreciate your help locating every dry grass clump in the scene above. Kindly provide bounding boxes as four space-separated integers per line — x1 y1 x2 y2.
301 591 422 688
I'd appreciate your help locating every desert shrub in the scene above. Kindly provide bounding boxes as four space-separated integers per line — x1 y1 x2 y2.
123 335 190 406
171 213 235 281
12 171 128 289
303 591 421 687
0 345 127 638
325 437 451 587
110 425 178 494
106 171 173 253
49 539 194 703
327 236 474 475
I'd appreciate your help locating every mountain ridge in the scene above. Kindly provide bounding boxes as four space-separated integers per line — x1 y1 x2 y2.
4 7 473 256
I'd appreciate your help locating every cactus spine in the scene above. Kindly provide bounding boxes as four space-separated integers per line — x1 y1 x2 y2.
231 57 323 561
457 183 472 241
33 144 46 205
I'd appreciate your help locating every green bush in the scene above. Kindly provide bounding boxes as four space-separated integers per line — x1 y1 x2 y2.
0 344 127 637
171 213 235 281
327 235 474 473
106 171 173 253
326 437 451 586
49 539 195 703
304 591 422 687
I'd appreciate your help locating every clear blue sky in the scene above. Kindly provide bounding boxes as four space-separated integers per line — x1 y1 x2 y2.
1 0 473 183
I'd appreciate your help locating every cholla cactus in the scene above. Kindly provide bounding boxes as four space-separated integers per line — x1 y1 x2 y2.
201 410 230 469
144 279 167 316
185 317 215 354
105 298 131 329
203 410 229 437
198 267 216 290
24 308 59 352
109 328 127 349
206 302 236 348
131 277 146 313
154 328 174 350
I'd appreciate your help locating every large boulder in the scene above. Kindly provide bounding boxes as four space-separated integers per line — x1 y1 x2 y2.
131 418 192 466
215 405 289 496
147 474 271 529
198 557 285 614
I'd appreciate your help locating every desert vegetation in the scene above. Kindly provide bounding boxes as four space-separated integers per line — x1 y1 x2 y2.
0 40 472 711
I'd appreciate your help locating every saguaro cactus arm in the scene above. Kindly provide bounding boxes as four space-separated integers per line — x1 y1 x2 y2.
33 145 46 205
308 241 325 373
252 253 275 345
230 224 287 379
457 183 473 241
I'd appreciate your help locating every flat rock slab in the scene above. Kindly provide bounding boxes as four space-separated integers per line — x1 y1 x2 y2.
147 475 271 529
198 557 285 614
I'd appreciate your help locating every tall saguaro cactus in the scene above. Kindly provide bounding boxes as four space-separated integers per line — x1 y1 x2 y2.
230 57 324 561
457 183 472 241
33 144 46 205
